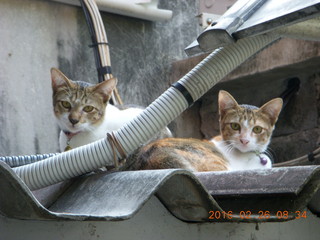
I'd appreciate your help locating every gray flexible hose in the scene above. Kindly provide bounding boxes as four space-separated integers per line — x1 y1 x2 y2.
13 33 280 190
0 153 58 167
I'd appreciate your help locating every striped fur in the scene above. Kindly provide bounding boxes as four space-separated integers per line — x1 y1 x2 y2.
126 90 282 172
51 68 172 152
126 138 228 171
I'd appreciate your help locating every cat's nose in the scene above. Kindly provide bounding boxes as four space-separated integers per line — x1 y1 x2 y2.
69 118 79 125
240 139 250 145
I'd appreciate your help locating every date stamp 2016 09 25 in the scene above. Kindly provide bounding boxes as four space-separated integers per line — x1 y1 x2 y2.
208 210 307 220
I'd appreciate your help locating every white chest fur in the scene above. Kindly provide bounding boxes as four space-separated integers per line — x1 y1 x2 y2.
59 104 143 152
211 139 272 171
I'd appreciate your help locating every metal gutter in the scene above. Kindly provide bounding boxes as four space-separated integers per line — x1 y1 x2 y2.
50 0 172 21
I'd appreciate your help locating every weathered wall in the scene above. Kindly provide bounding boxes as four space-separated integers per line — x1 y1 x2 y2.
0 0 201 156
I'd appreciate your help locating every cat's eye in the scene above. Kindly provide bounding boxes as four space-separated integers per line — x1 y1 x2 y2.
230 123 241 131
253 126 263 134
83 105 94 112
61 101 71 109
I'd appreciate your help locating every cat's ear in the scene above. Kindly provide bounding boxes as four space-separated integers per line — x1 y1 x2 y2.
51 68 73 90
259 98 283 125
218 90 239 116
92 77 118 103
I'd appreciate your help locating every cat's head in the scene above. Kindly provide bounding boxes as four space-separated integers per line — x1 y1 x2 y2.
218 90 283 154
51 68 117 133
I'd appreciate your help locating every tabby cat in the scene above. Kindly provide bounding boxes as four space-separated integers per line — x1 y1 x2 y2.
126 90 283 171
51 68 170 152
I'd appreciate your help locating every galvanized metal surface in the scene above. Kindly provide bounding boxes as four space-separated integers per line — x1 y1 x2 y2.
197 0 268 51
1 161 320 223
236 0 320 38
186 0 320 55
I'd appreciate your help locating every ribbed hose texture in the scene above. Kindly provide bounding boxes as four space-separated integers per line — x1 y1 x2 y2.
13 33 280 190
0 153 58 167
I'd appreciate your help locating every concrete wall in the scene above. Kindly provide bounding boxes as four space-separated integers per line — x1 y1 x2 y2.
0 0 201 156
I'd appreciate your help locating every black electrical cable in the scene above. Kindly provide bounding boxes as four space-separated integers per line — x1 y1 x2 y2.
80 0 105 83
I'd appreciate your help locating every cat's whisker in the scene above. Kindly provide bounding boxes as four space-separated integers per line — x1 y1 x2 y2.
264 148 276 162
226 147 234 155
224 142 236 155
256 143 269 153
86 125 96 132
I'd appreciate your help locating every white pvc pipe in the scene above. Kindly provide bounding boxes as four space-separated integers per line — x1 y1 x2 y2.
51 0 173 21
13 33 280 190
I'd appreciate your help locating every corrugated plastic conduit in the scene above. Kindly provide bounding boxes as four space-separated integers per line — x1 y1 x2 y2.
13 33 280 190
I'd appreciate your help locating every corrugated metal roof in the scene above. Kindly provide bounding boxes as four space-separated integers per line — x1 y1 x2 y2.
196 166 320 222
1 161 320 223
0 161 221 222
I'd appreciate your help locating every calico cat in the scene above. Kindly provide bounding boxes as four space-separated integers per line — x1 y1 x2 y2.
51 68 170 152
126 90 283 171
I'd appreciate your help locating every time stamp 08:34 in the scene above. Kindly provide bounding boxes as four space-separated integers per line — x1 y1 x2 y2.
208 210 308 220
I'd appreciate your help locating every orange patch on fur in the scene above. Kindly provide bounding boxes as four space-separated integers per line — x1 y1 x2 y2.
127 138 229 172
